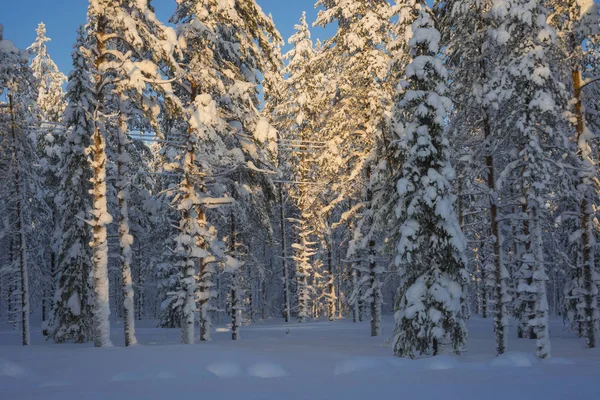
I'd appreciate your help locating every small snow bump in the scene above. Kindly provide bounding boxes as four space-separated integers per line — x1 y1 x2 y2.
247 363 288 378
490 352 536 368
207 362 241 378
543 357 574 365
334 357 385 375
416 355 461 370
0 360 27 378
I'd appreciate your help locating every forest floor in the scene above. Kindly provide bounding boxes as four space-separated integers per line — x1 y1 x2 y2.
1 315 599 399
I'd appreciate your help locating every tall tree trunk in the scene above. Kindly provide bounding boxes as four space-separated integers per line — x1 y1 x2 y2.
352 267 359 323
532 205 551 359
336 252 343 318
198 255 211 342
9 94 30 346
231 212 241 340
90 18 113 348
357 270 365 322
573 67 597 349
457 173 471 320
278 183 291 322
117 113 137 347
485 115 508 354
180 82 198 345
15 177 29 347
327 242 336 321
369 240 381 337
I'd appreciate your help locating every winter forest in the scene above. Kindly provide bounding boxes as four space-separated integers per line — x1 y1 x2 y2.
1 0 600 398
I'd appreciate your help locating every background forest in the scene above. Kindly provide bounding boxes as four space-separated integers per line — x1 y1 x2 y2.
0 0 599 363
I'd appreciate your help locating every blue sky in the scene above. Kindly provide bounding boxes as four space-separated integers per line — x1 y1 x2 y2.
2 0 332 74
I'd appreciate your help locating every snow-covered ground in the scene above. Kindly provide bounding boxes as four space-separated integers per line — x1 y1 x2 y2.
1 316 599 399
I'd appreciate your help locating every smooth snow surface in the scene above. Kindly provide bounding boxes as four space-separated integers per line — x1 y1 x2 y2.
1 316 599 399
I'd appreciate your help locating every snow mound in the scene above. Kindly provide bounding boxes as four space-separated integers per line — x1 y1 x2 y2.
415 355 461 370
207 362 241 378
386 357 413 368
334 357 386 375
247 363 288 378
0 360 27 377
489 352 536 368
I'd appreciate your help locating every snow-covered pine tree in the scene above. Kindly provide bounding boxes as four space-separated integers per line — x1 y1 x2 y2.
170 0 281 341
313 0 396 332
439 0 511 354
28 22 67 124
27 21 68 336
169 0 237 344
84 0 181 347
391 6 468 358
547 0 600 349
0 25 40 346
50 27 94 343
489 0 572 359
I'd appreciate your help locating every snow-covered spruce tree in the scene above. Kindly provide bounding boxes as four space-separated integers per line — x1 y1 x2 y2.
439 0 511 353
547 0 600 349
0 26 39 346
28 22 67 123
391 7 468 358
84 0 180 347
27 21 68 335
490 0 572 359
50 27 94 343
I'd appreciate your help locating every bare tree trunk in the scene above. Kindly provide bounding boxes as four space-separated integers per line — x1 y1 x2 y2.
337 251 343 318
180 82 198 345
532 205 551 359
327 243 335 321
9 94 30 347
369 240 381 337
573 67 597 349
352 267 359 323
357 270 365 322
117 113 137 347
231 212 241 340
197 200 211 342
90 19 113 347
278 183 291 322
485 115 508 354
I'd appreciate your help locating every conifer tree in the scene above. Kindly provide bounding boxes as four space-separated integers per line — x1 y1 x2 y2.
547 0 600 349
392 6 468 358
28 22 67 123
0 25 39 346
489 0 572 359
84 0 181 347
440 0 511 354
314 0 396 332
27 21 68 335
50 27 94 343
170 0 281 341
